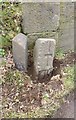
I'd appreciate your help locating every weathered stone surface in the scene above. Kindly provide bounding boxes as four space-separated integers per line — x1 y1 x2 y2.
58 2 74 51
22 2 74 52
34 38 56 75
59 27 74 51
27 32 58 50
22 3 60 33
12 33 28 71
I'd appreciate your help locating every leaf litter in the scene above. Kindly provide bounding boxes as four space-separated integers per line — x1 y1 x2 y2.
0 50 76 118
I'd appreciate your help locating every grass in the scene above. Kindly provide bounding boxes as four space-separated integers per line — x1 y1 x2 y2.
3 69 31 87
55 48 75 91
63 65 75 92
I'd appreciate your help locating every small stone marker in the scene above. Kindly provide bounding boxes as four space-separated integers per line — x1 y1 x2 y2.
12 33 28 71
34 38 56 75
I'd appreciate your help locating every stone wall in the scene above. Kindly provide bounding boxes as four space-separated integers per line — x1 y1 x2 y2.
22 2 74 52
59 2 74 51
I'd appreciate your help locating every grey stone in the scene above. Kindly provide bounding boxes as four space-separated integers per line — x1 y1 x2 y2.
27 32 58 50
59 27 74 51
59 2 74 51
34 38 56 75
22 2 74 52
22 3 60 34
12 33 28 71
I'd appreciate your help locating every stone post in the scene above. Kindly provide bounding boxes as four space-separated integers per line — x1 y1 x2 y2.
34 38 56 76
12 33 28 71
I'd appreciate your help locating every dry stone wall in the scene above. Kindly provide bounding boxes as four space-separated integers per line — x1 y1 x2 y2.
22 2 60 49
22 3 60 33
22 2 74 51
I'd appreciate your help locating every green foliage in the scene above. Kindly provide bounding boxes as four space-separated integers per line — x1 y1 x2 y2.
55 48 65 59
0 2 22 48
0 35 11 48
0 48 5 57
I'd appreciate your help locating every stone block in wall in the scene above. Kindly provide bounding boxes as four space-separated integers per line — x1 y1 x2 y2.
22 3 60 34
